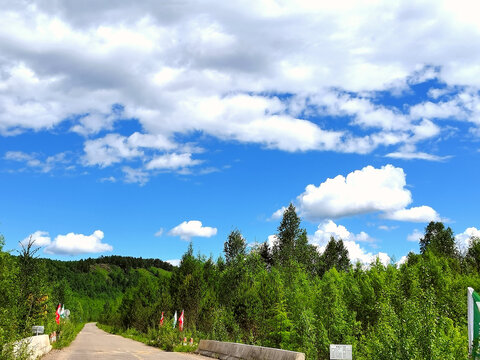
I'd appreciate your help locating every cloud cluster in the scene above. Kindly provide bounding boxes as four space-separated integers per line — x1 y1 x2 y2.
44 230 113 255
20 231 52 247
289 164 440 222
5 151 71 173
311 220 374 245
311 220 390 266
168 220 217 241
456 227 480 251
3 0 480 180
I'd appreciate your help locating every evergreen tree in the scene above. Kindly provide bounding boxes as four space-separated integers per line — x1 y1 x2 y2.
258 241 273 268
274 203 301 264
318 237 350 276
224 229 247 264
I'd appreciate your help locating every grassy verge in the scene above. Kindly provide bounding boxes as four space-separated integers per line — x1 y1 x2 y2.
96 323 198 352
52 322 85 349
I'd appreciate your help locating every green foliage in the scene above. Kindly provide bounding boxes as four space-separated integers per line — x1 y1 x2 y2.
53 322 85 349
420 221 458 258
0 215 477 360
224 229 247 264
466 236 480 273
273 203 301 264
318 237 350 276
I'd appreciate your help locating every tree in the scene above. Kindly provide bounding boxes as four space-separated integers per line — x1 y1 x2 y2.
419 221 457 258
466 236 480 272
274 203 302 264
258 241 273 267
318 237 350 276
17 237 47 334
224 229 247 264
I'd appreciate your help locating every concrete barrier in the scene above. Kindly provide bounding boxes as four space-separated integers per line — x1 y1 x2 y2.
197 340 305 360
13 335 52 359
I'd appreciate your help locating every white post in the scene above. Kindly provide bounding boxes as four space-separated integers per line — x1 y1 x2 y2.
469 287 474 355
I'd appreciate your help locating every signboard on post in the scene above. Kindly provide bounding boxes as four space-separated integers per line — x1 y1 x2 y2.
330 344 352 360
468 287 480 359
32 326 44 336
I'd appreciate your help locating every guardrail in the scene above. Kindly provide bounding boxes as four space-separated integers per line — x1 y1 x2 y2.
197 339 305 360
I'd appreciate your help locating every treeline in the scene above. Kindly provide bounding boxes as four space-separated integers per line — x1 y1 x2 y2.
59 255 174 273
0 241 173 358
2 204 480 359
99 205 480 359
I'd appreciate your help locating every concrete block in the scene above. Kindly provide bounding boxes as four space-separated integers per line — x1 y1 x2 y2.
13 335 52 360
197 340 305 360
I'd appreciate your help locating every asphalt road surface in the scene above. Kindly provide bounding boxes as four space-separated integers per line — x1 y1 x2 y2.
42 323 208 360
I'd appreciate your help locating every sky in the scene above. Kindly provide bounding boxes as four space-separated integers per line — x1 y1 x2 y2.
1 0 480 266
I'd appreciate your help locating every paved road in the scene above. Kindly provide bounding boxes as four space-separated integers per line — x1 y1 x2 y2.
42 323 207 360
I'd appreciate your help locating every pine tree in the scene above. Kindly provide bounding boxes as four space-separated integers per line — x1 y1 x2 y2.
318 237 350 276
224 229 247 264
274 203 301 264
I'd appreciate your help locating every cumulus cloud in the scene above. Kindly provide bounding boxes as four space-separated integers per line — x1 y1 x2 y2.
310 220 374 246
44 230 113 255
267 235 278 248
1 0 480 173
456 227 480 251
168 220 217 241
287 164 441 222
311 220 389 266
20 231 51 247
385 206 441 223
154 228 164 237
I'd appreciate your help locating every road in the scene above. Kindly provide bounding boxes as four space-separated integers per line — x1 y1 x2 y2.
42 323 208 360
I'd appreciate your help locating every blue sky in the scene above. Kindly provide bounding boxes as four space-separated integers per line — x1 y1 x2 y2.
1 0 480 265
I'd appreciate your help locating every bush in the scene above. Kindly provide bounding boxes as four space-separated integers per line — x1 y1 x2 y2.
53 321 85 349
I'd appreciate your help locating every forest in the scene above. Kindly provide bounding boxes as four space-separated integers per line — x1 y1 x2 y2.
1 204 480 359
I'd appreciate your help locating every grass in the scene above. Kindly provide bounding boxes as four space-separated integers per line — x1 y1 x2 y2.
96 323 198 353
52 322 85 349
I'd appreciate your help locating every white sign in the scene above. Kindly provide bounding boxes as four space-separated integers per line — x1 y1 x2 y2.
32 326 44 335
330 344 352 360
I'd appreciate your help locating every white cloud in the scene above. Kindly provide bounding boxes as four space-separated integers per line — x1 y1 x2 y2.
385 206 441 223
407 229 424 242
297 165 411 220
20 231 51 247
2 0 480 169
122 166 149 185
44 230 113 255
5 151 70 172
271 206 287 220
267 235 278 248
378 225 398 231
456 227 480 251
396 255 408 266
311 220 389 266
154 228 164 237
146 153 202 170
292 164 440 222
166 259 180 267
168 220 217 241
311 220 374 246
83 133 144 167
385 151 450 162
